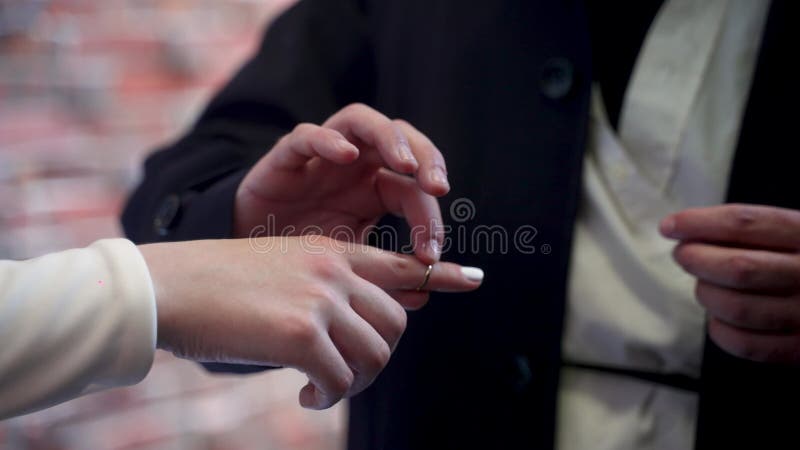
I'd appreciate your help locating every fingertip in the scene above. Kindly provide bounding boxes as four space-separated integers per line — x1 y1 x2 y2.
423 166 450 196
395 158 419 174
299 383 317 409
394 130 419 172
659 215 678 239
460 266 484 284
420 179 450 197
670 241 689 267
301 382 335 410
427 239 442 261
334 138 360 163
412 239 441 265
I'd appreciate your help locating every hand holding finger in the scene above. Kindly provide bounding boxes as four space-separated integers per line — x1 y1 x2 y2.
375 169 444 263
347 247 484 308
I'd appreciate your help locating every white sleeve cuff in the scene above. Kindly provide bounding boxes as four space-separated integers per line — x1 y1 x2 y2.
84 238 157 391
0 238 157 418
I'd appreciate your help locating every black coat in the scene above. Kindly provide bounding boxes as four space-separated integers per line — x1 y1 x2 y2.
123 1 800 448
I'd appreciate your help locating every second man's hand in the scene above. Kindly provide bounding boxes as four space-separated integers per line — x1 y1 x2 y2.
661 204 800 364
234 103 450 264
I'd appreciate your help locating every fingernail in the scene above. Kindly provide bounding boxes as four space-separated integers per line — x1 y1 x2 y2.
660 216 677 238
428 239 441 258
430 166 449 188
397 141 417 166
337 138 357 150
336 139 359 158
461 267 484 282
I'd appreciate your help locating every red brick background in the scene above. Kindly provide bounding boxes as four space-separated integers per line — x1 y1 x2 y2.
0 1 345 449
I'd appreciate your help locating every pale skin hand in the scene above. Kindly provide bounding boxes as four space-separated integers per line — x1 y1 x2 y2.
234 103 450 264
138 237 483 409
661 204 800 364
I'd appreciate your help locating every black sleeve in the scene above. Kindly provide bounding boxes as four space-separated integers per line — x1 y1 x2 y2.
122 0 375 244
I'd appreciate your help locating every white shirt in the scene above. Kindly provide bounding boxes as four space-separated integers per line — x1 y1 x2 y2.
557 1 770 449
0 239 157 419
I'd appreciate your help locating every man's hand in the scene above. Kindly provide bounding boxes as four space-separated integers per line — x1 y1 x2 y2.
139 237 483 409
234 103 450 264
660 204 800 364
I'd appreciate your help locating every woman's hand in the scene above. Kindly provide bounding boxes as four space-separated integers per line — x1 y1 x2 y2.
234 103 450 264
139 236 483 409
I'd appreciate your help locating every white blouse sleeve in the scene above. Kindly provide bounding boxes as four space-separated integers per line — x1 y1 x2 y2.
0 238 157 419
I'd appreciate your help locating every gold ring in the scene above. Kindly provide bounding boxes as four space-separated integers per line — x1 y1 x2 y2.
416 264 434 291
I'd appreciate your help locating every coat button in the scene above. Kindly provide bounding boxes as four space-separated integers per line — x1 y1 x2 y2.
153 194 181 237
539 57 574 100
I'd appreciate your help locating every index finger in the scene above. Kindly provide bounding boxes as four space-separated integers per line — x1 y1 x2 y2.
660 204 800 251
394 119 450 197
323 103 419 175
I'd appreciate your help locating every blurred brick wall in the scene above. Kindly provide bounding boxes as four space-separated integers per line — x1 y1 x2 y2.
0 1 346 449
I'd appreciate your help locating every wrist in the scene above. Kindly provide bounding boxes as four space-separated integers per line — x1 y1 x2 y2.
138 243 179 351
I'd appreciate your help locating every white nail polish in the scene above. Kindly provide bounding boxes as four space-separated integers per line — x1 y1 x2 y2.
429 239 441 257
461 267 484 282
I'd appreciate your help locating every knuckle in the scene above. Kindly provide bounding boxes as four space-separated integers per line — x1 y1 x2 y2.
430 145 445 164
728 204 758 233
293 122 317 135
392 118 410 128
728 255 758 285
330 370 354 396
386 121 406 141
387 306 408 340
388 255 412 279
725 300 750 326
306 283 343 310
369 342 392 371
311 258 338 280
308 253 347 281
343 102 369 116
284 314 321 346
